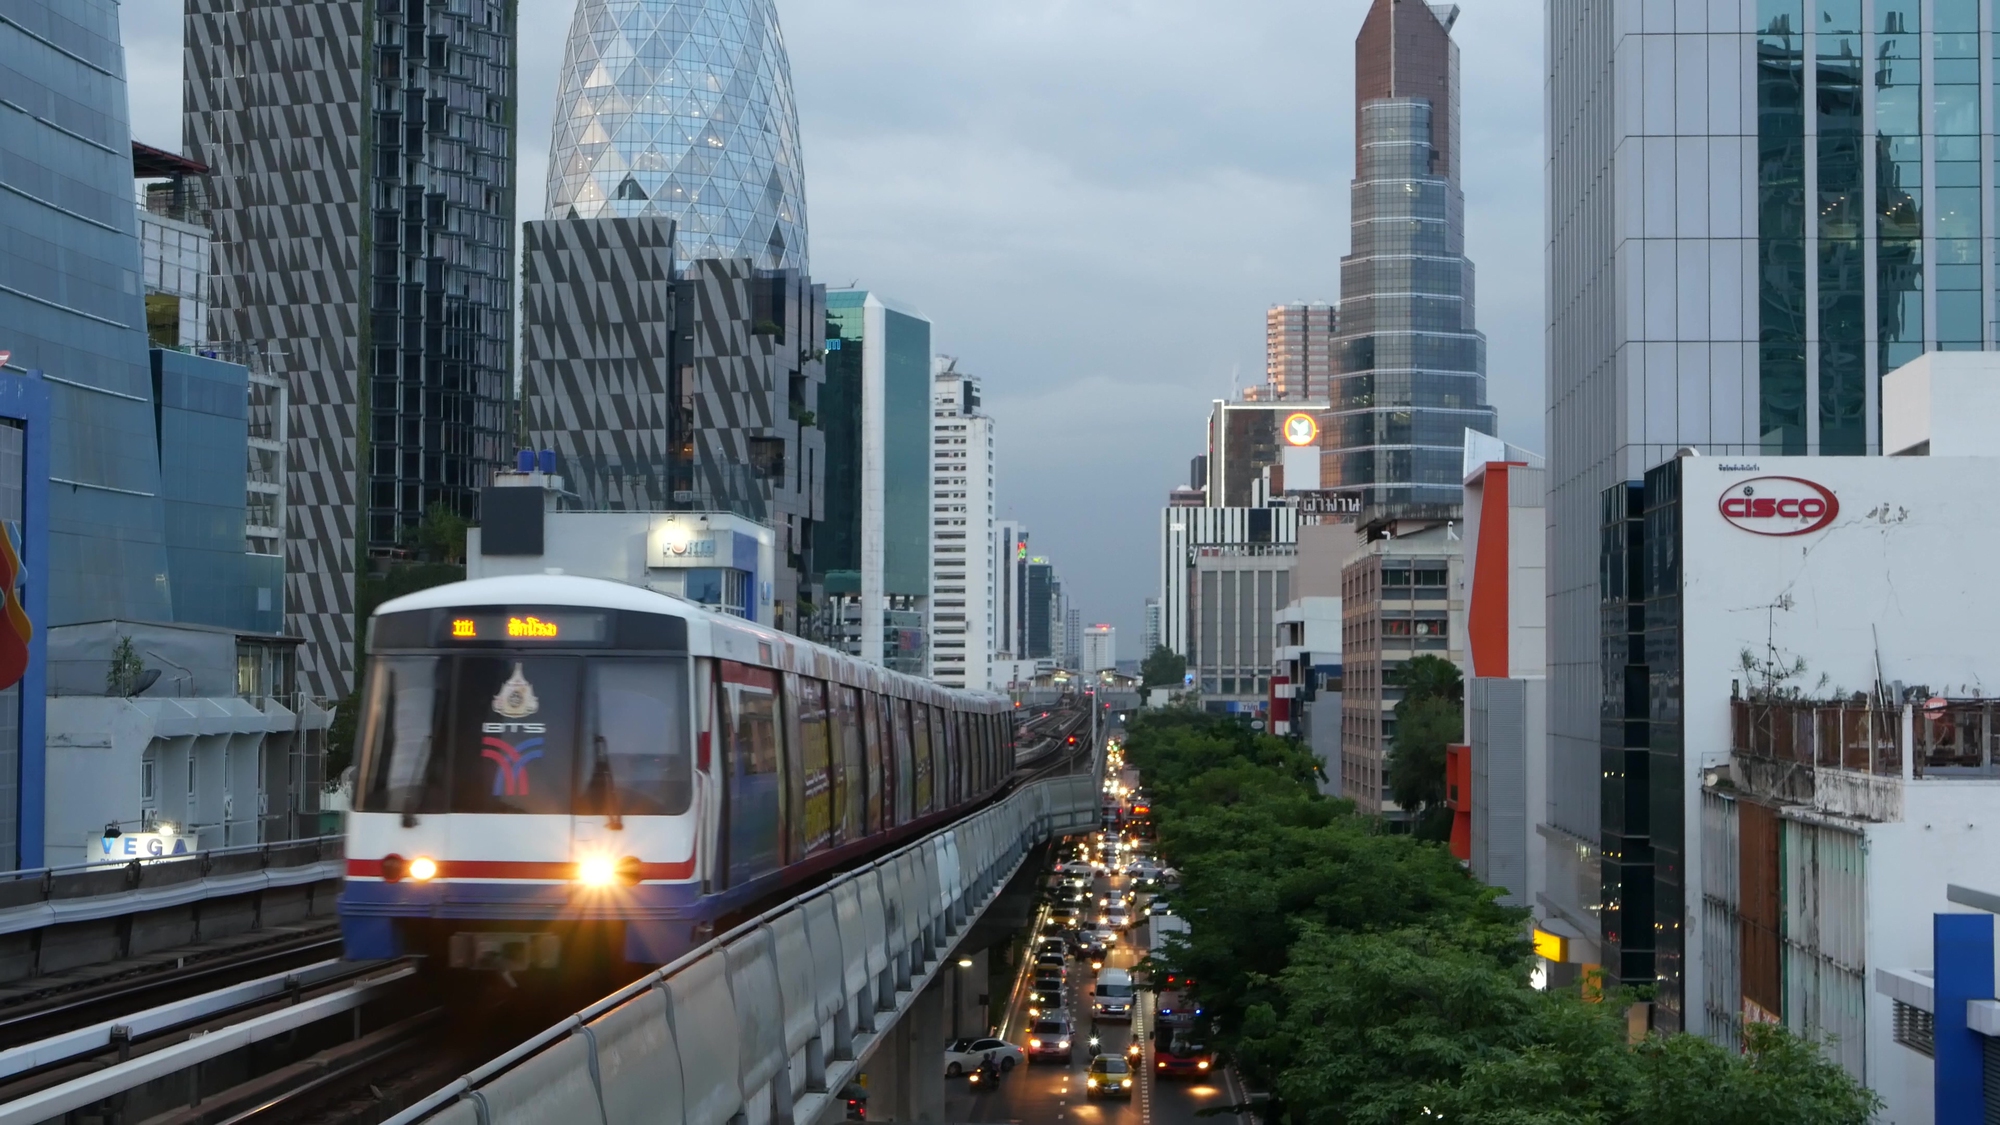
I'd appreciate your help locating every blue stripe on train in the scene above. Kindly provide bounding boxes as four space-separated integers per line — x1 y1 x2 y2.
338 876 783 966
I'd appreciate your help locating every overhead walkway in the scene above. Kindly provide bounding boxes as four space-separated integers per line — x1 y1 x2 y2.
386 764 1104 1125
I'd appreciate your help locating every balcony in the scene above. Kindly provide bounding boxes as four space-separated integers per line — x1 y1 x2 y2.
1726 698 2000 822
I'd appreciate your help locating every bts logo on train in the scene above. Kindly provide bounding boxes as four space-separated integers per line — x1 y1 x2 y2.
1718 476 1839 536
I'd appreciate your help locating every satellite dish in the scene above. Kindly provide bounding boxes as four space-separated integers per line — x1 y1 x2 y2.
126 668 161 697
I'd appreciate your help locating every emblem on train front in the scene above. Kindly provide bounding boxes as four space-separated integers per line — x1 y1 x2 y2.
492 663 541 718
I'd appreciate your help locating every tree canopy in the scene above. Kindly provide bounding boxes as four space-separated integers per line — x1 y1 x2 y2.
1387 654 1464 841
1140 645 1189 689
1121 708 1878 1125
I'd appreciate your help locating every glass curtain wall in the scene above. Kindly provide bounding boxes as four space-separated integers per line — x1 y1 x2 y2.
1758 1 1808 453
1817 2 1866 455
1326 100 1495 509
1933 1 1982 349
1876 0 1924 374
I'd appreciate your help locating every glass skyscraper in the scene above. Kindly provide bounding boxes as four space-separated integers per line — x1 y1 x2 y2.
1326 0 1497 511
822 291 930 672
546 0 809 273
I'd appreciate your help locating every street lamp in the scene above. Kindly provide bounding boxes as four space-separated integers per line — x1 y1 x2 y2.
953 955 976 1038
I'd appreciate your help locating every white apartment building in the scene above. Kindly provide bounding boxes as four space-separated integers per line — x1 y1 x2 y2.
1083 624 1116 675
931 359 995 690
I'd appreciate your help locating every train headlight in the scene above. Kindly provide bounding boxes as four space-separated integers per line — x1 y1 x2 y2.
408 856 438 881
577 854 618 886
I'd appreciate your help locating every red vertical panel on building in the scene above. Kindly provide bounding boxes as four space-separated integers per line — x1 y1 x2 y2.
1468 462 1511 678
1445 742 1472 861
1739 800 1783 1026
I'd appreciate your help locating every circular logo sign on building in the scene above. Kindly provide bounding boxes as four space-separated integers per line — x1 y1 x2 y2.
1718 476 1839 536
1282 412 1319 447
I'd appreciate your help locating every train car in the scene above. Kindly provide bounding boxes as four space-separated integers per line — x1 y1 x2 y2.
338 575 1015 974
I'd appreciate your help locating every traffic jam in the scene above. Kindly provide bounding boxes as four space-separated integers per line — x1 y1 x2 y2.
941 738 1224 1122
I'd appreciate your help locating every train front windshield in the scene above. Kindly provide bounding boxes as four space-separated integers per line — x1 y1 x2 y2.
353 610 693 817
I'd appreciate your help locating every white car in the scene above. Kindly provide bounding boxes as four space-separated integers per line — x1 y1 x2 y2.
945 1036 1023 1076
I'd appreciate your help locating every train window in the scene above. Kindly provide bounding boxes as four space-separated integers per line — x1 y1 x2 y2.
721 662 783 885
892 698 915 824
354 656 445 813
834 686 866 843
941 709 959 806
582 659 692 818
792 677 834 856
910 702 933 815
863 692 886 832
448 656 581 815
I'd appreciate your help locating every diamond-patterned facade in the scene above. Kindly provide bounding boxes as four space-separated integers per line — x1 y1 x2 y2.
547 0 808 273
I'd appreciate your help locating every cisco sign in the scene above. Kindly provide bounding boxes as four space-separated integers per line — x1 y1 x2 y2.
1718 476 1839 536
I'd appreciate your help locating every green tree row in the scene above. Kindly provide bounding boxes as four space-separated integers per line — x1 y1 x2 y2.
1122 708 1878 1125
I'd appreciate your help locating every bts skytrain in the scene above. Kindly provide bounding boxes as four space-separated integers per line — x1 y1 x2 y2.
338 575 1016 972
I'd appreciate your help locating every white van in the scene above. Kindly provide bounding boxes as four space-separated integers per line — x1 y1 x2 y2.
1092 966 1135 1021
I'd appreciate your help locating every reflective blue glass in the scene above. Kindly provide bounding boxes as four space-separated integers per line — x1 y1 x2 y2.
1 0 173 625
546 0 808 272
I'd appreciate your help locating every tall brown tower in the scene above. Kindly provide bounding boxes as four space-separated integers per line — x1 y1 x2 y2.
1352 0 1459 181
1327 0 1492 514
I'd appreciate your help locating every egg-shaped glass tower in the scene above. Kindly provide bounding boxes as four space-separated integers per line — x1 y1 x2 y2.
547 0 808 272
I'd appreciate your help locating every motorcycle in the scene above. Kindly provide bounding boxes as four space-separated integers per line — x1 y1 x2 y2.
1088 1031 1102 1055
968 1052 1002 1089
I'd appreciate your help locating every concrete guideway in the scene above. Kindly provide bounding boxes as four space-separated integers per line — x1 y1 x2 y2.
0 961 416 1124
0 956 351 1080
382 767 1104 1125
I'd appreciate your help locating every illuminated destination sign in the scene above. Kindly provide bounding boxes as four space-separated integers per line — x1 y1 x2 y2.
440 611 609 644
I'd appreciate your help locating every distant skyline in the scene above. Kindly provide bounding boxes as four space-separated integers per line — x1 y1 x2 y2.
116 0 1544 657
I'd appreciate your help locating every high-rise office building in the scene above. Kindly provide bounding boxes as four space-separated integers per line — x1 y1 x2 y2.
360 0 517 552
1326 0 1496 511
1205 399 1331 507
931 360 994 690
185 0 518 696
994 521 1028 663
1266 302 1337 400
822 291 932 672
1142 597 1162 657
1024 560 1055 661
546 0 808 274
1159 507 1298 712
1544 0 1970 1030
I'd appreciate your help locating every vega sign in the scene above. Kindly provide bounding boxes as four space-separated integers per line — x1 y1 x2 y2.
1718 476 1839 536
88 831 195 864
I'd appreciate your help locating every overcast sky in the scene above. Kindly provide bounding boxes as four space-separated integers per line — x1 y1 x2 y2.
118 0 1544 659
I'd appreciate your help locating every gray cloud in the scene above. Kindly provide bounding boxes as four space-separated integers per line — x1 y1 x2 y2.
118 0 1544 659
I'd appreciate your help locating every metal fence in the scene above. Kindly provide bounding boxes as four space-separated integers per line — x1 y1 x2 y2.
1730 698 2000 778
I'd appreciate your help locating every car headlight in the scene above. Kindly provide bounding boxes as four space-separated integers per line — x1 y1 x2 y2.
1059 1039 1070 1049
1198 1060 1211 1069
1122 1078 1133 1087
1087 1078 1098 1087
1030 1038 1041 1048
